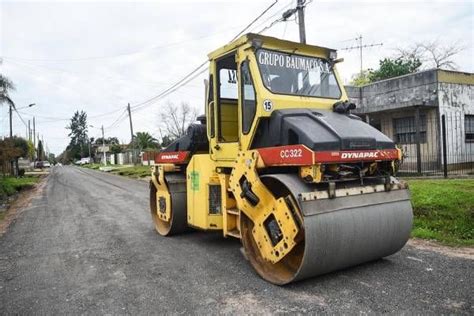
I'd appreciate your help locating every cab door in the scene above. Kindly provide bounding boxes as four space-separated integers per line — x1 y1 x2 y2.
209 52 240 162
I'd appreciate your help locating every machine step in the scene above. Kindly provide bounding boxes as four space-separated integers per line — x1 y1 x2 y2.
226 208 239 215
227 229 241 239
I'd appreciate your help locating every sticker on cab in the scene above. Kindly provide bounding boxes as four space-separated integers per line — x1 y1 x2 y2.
263 99 273 112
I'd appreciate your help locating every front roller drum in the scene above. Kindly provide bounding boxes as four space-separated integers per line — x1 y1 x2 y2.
150 173 188 236
241 174 413 285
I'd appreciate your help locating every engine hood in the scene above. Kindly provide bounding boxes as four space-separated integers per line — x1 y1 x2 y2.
251 109 395 151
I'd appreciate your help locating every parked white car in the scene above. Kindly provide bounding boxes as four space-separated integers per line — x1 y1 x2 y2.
77 157 92 165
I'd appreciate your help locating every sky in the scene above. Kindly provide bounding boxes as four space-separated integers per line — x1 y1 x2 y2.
1 0 473 155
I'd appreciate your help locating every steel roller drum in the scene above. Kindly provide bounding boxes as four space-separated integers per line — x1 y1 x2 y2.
256 174 413 284
150 173 188 236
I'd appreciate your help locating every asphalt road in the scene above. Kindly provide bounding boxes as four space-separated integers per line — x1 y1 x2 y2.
0 166 472 314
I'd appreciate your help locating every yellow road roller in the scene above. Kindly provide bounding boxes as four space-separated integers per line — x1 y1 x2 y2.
150 33 413 285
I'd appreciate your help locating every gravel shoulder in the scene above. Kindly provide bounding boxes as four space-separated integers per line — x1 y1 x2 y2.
0 165 472 314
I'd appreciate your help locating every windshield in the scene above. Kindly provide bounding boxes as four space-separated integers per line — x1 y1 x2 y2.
256 49 341 99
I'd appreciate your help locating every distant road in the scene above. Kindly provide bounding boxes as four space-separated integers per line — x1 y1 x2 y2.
0 166 472 314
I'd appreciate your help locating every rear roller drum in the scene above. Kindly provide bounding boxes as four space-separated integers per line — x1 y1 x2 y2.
241 174 413 285
150 174 188 236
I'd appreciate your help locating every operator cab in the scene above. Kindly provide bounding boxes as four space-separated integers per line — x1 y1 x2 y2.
206 34 346 164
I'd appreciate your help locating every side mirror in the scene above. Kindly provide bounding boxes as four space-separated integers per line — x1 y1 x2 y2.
333 101 356 114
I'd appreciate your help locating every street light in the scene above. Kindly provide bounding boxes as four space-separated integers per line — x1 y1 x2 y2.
9 103 36 137
8 102 36 176
16 103 36 110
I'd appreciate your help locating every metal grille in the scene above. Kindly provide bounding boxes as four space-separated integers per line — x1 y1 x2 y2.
369 111 474 177
465 115 474 142
393 115 427 144
208 185 222 214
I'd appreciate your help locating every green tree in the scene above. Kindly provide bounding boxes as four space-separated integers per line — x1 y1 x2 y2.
160 135 174 148
368 57 421 82
12 137 29 158
37 140 45 161
95 137 119 145
48 153 56 164
0 137 29 175
0 60 15 108
66 110 88 159
135 132 158 152
0 138 21 176
110 143 123 154
27 140 35 160
350 70 371 87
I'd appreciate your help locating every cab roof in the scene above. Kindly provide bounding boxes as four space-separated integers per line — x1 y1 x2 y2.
207 33 337 60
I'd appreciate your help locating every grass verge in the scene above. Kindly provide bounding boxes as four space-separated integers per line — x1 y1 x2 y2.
0 176 40 220
80 163 101 170
79 163 151 178
407 178 473 246
110 165 152 179
0 176 40 199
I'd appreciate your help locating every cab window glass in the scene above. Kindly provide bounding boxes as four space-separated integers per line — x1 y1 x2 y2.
241 61 256 134
219 68 238 99
208 75 215 137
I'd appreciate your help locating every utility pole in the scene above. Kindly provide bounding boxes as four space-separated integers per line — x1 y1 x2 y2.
296 0 306 44
9 104 13 138
127 103 135 164
33 117 36 156
9 105 14 175
101 125 106 166
358 35 363 75
37 132 40 160
28 120 31 141
282 0 307 44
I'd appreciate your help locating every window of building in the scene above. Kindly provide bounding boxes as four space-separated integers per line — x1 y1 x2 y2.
466 115 474 142
393 115 427 144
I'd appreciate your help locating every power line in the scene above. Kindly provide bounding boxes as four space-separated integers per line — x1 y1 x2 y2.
131 67 208 113
127 0 291 115
105 109 128 130
130 60 209 111
1 26 243 63
13 107 28 128
17 107 125 123
249 0 293 32
231 0 279 41
256 0 305 34
10 0 288 137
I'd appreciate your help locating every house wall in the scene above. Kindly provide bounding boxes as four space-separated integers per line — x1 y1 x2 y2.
116 152 133 165
346 69 474 172
368 108 439 171
347 69 439 114
437 70 474 165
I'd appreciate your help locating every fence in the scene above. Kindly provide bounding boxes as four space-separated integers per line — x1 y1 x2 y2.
388 112 474 177
141 151 159 166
